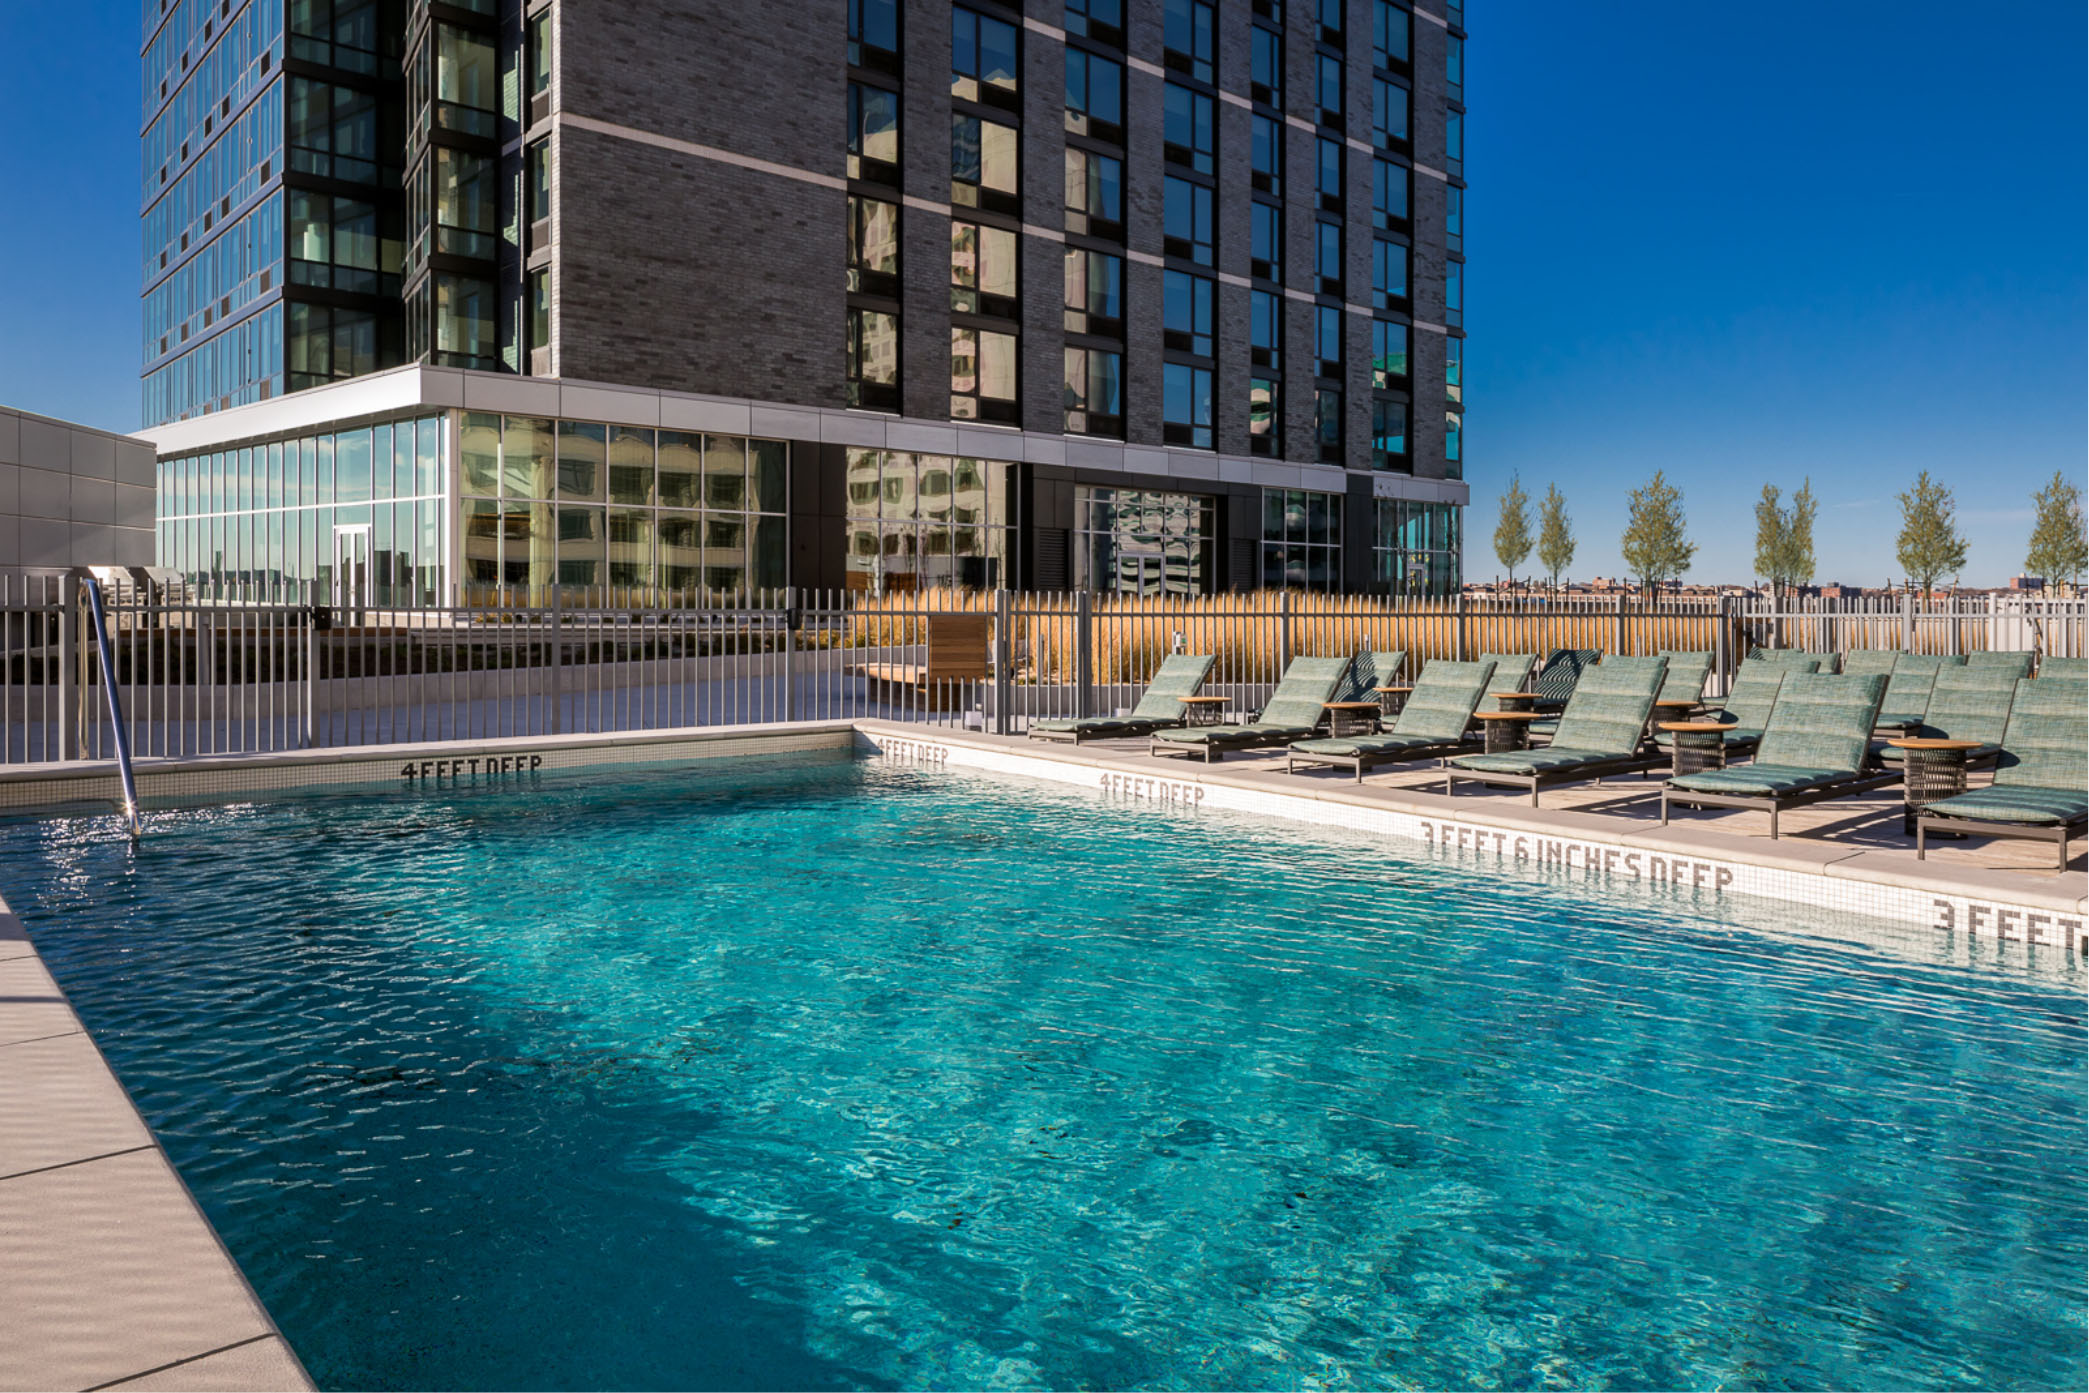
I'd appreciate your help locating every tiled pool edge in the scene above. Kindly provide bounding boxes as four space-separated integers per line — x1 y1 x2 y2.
853 722 2089 953
0 903 313 1393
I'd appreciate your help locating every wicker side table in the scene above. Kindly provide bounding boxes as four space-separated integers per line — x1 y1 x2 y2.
1177 695 1229 728
1323 701 1383 738
1659 721 1736 778
1489 691 1538 714
1374 685 1413 720
1472 711 1540 755
1889 738 1982 836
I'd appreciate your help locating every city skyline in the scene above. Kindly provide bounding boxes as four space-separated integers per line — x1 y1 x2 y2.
0 0 2082 586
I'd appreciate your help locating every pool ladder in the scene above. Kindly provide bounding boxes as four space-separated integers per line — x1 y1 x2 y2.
83 577 143 840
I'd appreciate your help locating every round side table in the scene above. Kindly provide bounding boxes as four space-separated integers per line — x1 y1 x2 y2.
1659 721 1737 778
1374 685 1413 720
1888 738 1983 836
1489 691 1538 714
1473 711 1541 755
1177 695 1230 728
1323 700 1383 738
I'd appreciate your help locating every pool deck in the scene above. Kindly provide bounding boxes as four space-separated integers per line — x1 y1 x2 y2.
0 902 312 1393
853 722 2088 951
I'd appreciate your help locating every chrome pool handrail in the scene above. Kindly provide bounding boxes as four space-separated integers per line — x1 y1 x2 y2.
83 577 142 839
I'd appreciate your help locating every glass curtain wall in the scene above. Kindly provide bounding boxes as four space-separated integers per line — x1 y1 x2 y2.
1072 486 1214 596
1261 488 1344 591
459 414 788 604
843 450 1015 593
1371 498 1461 596
157 416 448 603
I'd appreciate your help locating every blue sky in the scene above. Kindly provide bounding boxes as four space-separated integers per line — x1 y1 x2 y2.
0 0 2081 584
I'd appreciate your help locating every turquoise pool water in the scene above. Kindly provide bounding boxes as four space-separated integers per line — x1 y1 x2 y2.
6 754 2083 1391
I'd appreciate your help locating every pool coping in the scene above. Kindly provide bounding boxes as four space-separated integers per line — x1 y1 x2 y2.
850 722 2089 952
0 901 314 1393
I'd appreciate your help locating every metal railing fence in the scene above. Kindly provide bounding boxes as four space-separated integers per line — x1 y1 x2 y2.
1 573 2079 765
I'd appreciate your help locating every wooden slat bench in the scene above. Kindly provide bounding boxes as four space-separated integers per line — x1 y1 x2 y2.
855 612 992 710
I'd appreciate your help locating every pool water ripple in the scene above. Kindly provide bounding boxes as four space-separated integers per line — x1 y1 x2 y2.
3 754 2082 1391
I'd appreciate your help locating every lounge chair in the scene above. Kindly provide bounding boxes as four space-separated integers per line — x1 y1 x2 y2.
1526 648 1605 739
1917 678 2088 869
1337 648 1407 703
1149 654 1353 763
1746 647 1827 675
1650 654 1818 756
1869 663 2021 778
1874 653 1961 731
1967 650 2035 678
1655 649 1713 705
2037 655 2086 681
1660 673 1893 838
1444 656 1670 806
1838 650 1899 685
1286 659 1496 781
1028 653 1217 744
1475 652 1538 712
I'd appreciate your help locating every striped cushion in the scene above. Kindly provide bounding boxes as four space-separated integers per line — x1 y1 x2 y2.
1668 763 1848 797
1905 665 2020 747
1476 653 1538 711
1126 653 1217 720
1450 746 1632 777
1966 650 2035 678
1655 651 1713 703
1390 659 1496 742
1292 732 1455 758
1753 673 1887 775
1547 657 1668 755
1922 786 2087 826
1257 655 1356 730
1992 678 2087 792
1335 649 1406 704
1152 722 1313 745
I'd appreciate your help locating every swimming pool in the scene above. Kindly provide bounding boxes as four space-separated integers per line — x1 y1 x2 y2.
8 754 2084 1390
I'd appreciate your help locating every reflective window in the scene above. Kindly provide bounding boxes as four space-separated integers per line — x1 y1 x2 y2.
953 114 1020 214
1064 248 1124 336
1372 398 1409 470
1162 270 1215 357
290 77 380 182
950 220 1018 317
1250 113 1282 194
1446 259 1463 321
1163 363 1214 448
1317 137 1344 209
1318 0 1345 43
1164 176 1214 266
849 0 899 68
1372 320 1408 386
1064 348 1124 437
1250 289 1282 371
1315 304 1343 377
848 83 901 184
950 326 1019 423
528 9 551 97
1162 0 1215 83
1447 108 1463 162
1316 221 1342 296
1373 77 1410 148
1066 49 1124 141
1445 410 1463 472
1163 84 1215 174
847 307 900 411
1075 486 1215 595
1446 334 1462 403
1373 2 1411 67
1373 238 1409 307
1447 34 1464 87
1251 25 1281 105
1262 488 1344 591
1445 182 1463 250
1315 388 1343 463
1373 499 1462 596
847 195 901 297
1250 201 1282 282
1373 157 1410 228
1249 378 1280 456
1317 53 1343 127
1065 147 1124 235
952 9 1020 104
844 449 1013 593
1066 0 1125 45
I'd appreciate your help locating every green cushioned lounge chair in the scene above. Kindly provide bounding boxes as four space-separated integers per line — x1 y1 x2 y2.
1918 678 2087 869
1967 650 2035 678
1661 673 1894 838
1529 649 1600 711
1838 650 1899 684
1029 653 1217 744
1150 654 1354 763
1747 647 1828 674
1444 656 1670 806
1287 659 1496 781
1655 650 1713 705
1651 654 1818 754
1874 653 1961 731
1336 648 1407 703
1869 663 2021 773
1476 653 1538 712
2037 655 2086 681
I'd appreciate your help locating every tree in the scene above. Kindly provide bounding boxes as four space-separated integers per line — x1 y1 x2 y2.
1753 480 1819 598
1895 471 1969 596
1537 484 1575 590
1619 470 1696 593
1492 474 1531 588
2024 470 2088 592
